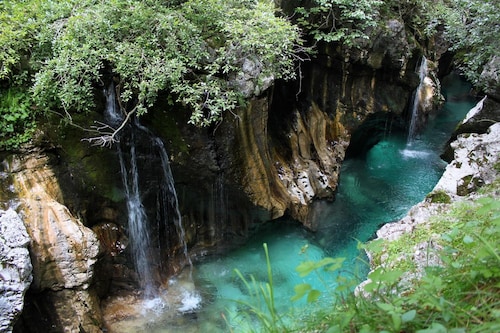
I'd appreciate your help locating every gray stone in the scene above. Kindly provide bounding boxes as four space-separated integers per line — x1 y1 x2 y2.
0 209 32 333
434 122 500 197
480 55 500 100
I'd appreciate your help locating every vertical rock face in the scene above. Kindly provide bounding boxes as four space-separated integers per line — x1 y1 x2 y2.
0 152 103 332
7 153 101 291
223 18 443 226
0 209 32 333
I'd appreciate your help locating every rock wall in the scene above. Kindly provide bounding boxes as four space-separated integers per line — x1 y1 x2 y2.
222 18 443 227
0 152 103 333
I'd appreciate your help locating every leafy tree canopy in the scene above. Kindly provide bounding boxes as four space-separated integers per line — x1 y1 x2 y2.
293 0 383 46
1 0 499 150
1 0 303 138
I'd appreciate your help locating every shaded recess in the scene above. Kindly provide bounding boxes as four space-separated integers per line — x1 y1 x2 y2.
346 112 406 158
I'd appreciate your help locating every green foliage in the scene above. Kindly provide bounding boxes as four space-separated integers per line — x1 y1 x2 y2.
440 0 500 89
292 257 345 302
18 0 302 128
294 0 383 47
0 0 38 83
0 87 37 149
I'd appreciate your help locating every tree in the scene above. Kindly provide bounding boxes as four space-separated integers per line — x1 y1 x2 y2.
441 0 500 89
293 0 383 47
1 0 304 146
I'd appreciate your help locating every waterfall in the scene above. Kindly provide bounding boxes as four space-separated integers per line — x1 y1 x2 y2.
154 136 193 270
407 56 428 144
104 82 191 298
104 82 123 126
118 140 155 297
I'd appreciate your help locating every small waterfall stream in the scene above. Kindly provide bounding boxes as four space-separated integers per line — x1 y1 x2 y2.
104 82 193 299
118 138 156 297
154 136 193 271
407 56 428 143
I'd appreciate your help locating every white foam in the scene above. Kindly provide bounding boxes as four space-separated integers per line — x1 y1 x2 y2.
178 290 202 313
142 297 167 315
400 149 430 159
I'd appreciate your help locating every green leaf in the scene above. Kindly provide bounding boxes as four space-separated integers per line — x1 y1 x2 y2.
391 313 402 331
463 235 474 244
376 302 394 312
291 283 311 301
307 289 321 303
402 309 416 323
416 322 448 333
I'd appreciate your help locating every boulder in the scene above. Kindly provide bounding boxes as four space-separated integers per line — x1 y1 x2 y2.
480 55 500 100
434 122 500 197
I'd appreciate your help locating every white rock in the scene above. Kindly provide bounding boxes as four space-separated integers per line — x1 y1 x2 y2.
0 209 33 333
434 122 500 196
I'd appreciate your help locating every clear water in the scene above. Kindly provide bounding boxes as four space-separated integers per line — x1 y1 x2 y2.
105 74 477 332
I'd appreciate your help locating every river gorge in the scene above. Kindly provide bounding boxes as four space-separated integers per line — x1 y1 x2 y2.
99 71 478 332
1 2 500 332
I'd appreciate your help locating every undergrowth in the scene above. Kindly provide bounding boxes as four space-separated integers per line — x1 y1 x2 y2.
230 181 500 332
0 87 37 150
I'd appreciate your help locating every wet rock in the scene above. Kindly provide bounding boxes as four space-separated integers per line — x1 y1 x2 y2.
0 209 32 333
18 288 103 333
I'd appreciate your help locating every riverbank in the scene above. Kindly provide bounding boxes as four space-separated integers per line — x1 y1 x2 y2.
365 97 500 284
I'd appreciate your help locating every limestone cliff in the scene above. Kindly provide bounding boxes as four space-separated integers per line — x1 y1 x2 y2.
0 152 103 333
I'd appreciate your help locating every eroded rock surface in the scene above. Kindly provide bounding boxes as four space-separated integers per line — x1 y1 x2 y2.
0 209 32 333
435 122 500 197
8 153 101 291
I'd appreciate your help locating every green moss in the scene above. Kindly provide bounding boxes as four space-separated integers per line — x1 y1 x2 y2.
426 190 452 204
42 112 122 202
145 107 189 154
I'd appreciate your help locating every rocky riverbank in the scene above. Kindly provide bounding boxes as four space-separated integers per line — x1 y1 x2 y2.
362 97 500 291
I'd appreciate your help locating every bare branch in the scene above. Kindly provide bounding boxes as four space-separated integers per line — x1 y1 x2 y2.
82 106 137 148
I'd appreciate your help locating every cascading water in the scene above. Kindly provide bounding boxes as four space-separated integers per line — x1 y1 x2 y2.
118 140 156 297
104 82 193 299
407 56 428 144
154 136 193 271
104 83 156 296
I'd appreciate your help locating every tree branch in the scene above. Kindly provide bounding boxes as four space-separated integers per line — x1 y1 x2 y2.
81 106 137 148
